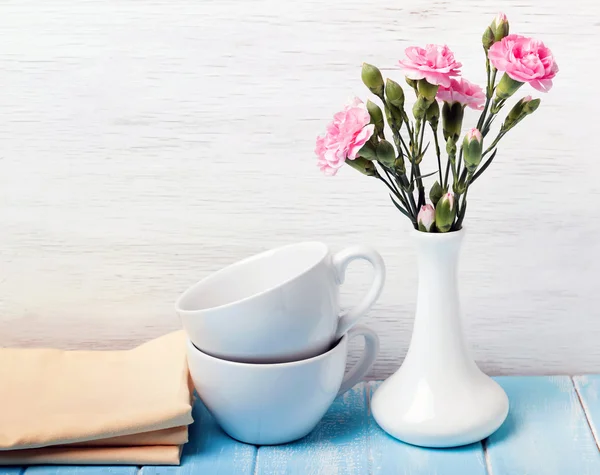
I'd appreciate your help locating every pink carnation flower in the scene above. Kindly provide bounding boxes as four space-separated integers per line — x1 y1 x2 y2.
398 44 462 87
436 78 486 110
315 98 375 176
488 34 558 92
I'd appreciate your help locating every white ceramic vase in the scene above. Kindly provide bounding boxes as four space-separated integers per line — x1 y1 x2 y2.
371 229 509 448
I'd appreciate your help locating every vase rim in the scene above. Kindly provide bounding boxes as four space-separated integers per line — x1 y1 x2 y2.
411 228 465 239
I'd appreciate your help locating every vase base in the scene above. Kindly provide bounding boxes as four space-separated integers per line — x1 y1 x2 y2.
371 371 509 448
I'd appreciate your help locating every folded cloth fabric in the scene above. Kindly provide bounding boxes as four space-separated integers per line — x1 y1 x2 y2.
0 331 194 465
0 446 182 465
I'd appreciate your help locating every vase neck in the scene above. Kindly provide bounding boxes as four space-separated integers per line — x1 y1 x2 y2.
413 230 463 281
405 230 475 373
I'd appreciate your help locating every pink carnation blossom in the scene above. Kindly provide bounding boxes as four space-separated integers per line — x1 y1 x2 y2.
436 78 486 110
315 98 375 176
398 44 462 87
488 34 558 92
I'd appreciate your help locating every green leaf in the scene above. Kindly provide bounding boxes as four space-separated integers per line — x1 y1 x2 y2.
429 181 443 206
415 142 430 164
411 170 437 186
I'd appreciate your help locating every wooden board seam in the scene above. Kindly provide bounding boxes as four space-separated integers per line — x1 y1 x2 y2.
252 448 259 475
572 376 600 451
365 382 374 475
481 437 493 475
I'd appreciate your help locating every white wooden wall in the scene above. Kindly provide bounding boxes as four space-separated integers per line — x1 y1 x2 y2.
0 0 597 377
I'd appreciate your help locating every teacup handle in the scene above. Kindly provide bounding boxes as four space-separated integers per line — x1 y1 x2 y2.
332 246 386 339
338 325 380 395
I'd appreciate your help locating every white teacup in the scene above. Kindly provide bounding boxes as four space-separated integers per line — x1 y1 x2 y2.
186 325 379 445
176 242 385 363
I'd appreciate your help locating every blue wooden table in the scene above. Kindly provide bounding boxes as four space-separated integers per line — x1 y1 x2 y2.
3 376 600 474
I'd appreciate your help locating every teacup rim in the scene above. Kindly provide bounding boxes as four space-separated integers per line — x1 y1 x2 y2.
186 332 347 368
175 241 329 314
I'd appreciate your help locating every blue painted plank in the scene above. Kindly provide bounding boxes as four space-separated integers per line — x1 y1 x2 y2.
24 468 136 475
367 381 487 475
486 376 600 475
140 397 257 475
255 383 369 475
0 468 24 475
573 375 600 447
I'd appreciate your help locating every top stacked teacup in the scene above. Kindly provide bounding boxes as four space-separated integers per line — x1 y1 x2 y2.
176 242 385 363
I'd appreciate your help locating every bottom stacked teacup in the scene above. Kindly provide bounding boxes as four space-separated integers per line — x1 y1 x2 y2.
186 325 379 445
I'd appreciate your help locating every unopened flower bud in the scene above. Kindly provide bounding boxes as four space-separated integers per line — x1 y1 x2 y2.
357 141 376 160
412 96 430 120
429 181 444 207
491 13 509 42
361 63 384 97
426 100 440 130
366 100 384 137
462 128 483 173
435 192 456 233
346 157 376 176
508 95 532 120
482 26 495 50
385 78 405 109
417 204 436 232
495 73 523 100
502 96 541 131
376 140 396 167
523 97 541 114
442 102 464 141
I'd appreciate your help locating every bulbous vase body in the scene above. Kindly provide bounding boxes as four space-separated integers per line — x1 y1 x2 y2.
371 229 508 447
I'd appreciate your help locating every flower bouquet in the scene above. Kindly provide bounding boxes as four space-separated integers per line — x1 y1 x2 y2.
315 13 558 233
315 14 559 448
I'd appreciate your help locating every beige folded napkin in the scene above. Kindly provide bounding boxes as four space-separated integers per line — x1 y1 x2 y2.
0 331 194 465
0 445 182 465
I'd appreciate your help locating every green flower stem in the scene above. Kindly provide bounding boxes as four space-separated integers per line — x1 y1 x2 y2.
419 120 426 153
377 172 405 206
443 158 451 190
404 185 418 218
398 134 411 157
382 167 415 219
476 59 492 130
382 100 411 157
456 146 464 179
454 186 469 230
483 130 506 157
431 124 443 185
477 60 498 132
458 167 468 187
449 151 458 187
469 149 497 184
413 119 427 207
482 98 506 136
403 115 414 140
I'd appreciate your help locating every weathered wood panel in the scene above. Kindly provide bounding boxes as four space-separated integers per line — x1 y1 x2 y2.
0 0 597 376
486 376 600 474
